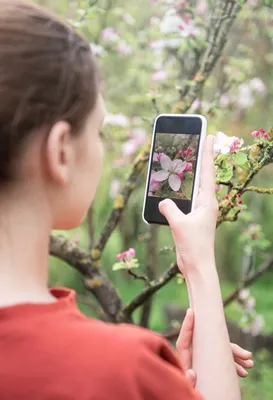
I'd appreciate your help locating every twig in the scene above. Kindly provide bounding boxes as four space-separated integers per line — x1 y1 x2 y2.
127 269 150 285
79 0 98 22
177 0 245 112
163 258 273 341
243 186 273 195
118 263 179 322
223 258 273 307
49 235 122 321
92 148 150 254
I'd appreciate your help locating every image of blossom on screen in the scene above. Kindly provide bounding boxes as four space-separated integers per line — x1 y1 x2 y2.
152 154 187 191
214 131 243 155
148 170 162 195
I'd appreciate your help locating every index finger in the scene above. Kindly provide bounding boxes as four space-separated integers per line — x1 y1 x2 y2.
199 135 216 195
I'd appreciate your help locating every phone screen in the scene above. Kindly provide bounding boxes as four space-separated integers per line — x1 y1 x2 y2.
143 115 205 225
148 132 199 200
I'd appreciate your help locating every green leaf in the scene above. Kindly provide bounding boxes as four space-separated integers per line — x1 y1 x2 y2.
112 262 126 271
218 165 233 182
215 153 230 168
232 152 249 167
127 259 139 269
181 173 194 199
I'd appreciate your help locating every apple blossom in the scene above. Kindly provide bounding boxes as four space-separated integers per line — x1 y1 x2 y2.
153 154 187 191
109 179 121 198
104 113 130 127
249 77 266 94
101 27 120 42
152 70 168 82
214 131 243 155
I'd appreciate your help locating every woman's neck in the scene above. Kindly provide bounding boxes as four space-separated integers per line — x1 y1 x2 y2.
0 187 56 307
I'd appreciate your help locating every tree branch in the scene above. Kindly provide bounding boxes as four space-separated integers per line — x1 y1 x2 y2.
243 186 273 195
118 263 179 322
92 148 150 254
177 0 245 113
162 258 273 340
49 235 122 321
223 257 273 307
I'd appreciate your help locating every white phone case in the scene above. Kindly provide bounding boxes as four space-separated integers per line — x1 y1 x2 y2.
142 114 207 225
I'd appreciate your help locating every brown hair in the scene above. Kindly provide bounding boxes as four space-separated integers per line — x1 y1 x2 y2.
0 0 100 184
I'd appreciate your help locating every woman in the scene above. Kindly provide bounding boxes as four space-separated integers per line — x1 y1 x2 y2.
0 1 253 399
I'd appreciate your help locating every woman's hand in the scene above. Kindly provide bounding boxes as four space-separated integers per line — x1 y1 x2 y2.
159 135 218 277
178 309 254 387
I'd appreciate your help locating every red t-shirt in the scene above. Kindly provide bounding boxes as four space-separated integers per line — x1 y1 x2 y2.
0 288 203 399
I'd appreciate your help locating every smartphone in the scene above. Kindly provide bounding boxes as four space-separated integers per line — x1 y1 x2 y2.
142 114 207 225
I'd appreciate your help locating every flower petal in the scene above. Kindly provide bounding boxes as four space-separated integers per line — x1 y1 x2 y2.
221 146 230 154
153 153 159 162
168 174 181 191
159 154 172 171
153 170 169 182
173 159 187 173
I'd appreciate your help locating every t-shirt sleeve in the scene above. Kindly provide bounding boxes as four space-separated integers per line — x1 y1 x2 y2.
136 334 203 400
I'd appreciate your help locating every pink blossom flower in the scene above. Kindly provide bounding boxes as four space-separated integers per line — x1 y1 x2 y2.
117 41 133 56
214 131 243 155
173 1 187 7
150 17 161 26
184 162 193 172
219 94 231 108
237 83 254 109
104 113 130 127
178 19 200 38
190 99 202 112
116 248 136 261
123 12 135 25
127 248 136 257
101 27 120 42
123 128 147 157
109 179 121 198
153 152 163 162
249 77 266 94
246 296 256 312
160 13 183 34
152 70 168 82
90 43 105 56
196 0 208 16
251 128 268 139
183 148 193 157
251 130 260 138
149 170 161 192
251 314 264 336
153 154 187 191
122 139 139 157
239 289 250 301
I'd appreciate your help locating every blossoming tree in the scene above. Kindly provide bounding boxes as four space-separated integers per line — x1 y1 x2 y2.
47 0 273 343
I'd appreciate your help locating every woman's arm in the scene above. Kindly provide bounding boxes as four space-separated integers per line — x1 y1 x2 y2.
159 136 241 400
186 261 240 399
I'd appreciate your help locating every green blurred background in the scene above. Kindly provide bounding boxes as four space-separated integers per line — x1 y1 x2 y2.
35 0 273 397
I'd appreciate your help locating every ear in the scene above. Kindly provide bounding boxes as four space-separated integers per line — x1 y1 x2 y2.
45 121 73 186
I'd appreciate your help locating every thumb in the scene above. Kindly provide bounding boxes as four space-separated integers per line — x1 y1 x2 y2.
159 199 185 228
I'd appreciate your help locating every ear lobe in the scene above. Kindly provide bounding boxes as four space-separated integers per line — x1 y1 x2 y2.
45 121 73 186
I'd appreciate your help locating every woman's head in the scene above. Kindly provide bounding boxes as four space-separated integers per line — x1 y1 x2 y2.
0 0 105 229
